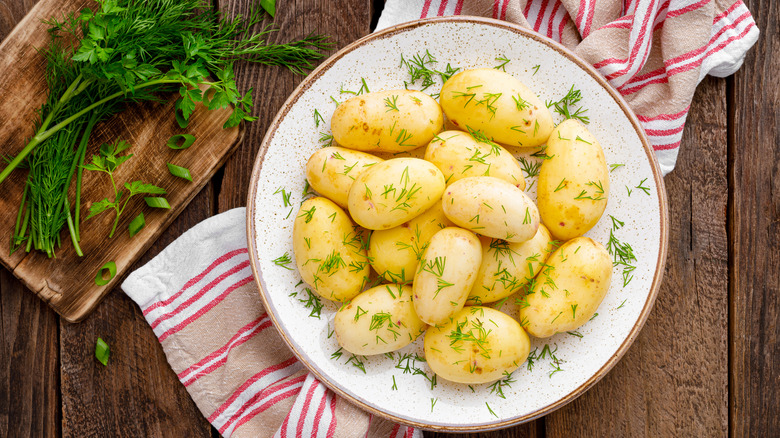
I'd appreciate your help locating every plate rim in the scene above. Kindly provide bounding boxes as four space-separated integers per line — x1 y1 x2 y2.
246 15 669 432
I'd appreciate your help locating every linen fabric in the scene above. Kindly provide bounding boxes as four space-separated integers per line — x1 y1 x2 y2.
377 0 759 174
122 208 421 438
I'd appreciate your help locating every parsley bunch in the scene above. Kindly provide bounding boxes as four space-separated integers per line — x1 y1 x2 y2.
3 0 329 257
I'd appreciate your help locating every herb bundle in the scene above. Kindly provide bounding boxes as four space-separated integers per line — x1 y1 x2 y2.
2 0 329 257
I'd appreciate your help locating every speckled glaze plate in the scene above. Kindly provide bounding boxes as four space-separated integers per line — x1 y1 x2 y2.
247 16 668 432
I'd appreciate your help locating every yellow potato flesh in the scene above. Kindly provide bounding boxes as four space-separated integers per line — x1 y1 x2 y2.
518 237 613 338
468 224 554 305
334 284 426 355
440 68 553 147
368 202 454 283
306 147 383 208
424 306 530 384
424 130 526 189
292 197 370 302
347 157 445 230
537 119 609 241
331 90 443 152
413 227 482 326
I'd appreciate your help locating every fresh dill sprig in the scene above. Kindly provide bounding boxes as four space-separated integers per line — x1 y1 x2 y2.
548 84 589 124
2 0 331 257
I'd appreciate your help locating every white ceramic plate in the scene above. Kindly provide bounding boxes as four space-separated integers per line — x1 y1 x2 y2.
247 16 668 432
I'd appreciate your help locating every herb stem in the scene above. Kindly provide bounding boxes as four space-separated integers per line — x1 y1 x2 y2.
74 112 99 241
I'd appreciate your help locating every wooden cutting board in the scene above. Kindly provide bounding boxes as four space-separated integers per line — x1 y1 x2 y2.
0 0 244 322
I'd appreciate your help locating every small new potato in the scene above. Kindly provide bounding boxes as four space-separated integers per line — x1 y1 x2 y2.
413 227 482 325
306 147 383 208
424 130 526 189
348 157 446 230
425 306 530 384
518 237 612 338
331 90 444 153
442 176 540 243
468 224 554 305
368 202 454 283
439 68 553 147
537 119 610 241
334 284 426 355
292 197 370 302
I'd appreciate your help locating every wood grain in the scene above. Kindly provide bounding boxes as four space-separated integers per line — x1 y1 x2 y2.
545 77 730 437
59 187 214 438
0 0 243 322
0 269 60 438
729 0 779 436
0 2 60 438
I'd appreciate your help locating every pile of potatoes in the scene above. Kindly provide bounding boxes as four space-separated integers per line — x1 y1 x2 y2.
292 68 613 385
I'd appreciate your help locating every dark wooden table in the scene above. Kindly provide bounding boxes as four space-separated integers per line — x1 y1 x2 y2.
1 1 777 437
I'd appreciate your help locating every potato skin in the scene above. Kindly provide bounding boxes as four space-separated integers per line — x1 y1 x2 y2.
348 157 446 230
368 202 454 283
424 130 526 189
518 237 612 338
331 90 444 153
306 147 383 208
413 228 482 325
424 306 530 384
442 176 540 243
537 119 610 241
292 197 370 302
468 224 554 305
439 68 553 147
334 284 426 355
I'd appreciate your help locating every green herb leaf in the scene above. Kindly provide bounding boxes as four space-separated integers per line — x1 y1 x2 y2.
95 338 110 366
126 181 166 196
260 0 276 17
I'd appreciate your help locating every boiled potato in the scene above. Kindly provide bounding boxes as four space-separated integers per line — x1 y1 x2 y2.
331 90 444 153
439 68 553 147
292 197 370 302
442 176 540 243
424 130 526 189
413 227 482 325
424 306 530 384
334 284 426 355
468 224 554 305
368 202 454 283
306 147 383 208
518 237 612 338
348 157 445 230
537 119 610 241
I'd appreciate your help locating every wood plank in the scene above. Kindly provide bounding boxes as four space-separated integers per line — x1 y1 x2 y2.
0 0 243 322
0 2 60 438
545 77 730 436
0 270 60 438
59 186 214 438
729 1 779 436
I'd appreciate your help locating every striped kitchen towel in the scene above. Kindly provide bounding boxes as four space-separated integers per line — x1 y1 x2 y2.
376 0 759 175
122 208 421 438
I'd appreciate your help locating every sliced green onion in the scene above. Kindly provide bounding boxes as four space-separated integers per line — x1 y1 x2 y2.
167 134 196 150
95 338 110 366
95 261 117 286
145 197 171 209
129 213 145 237
167 163 193 181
